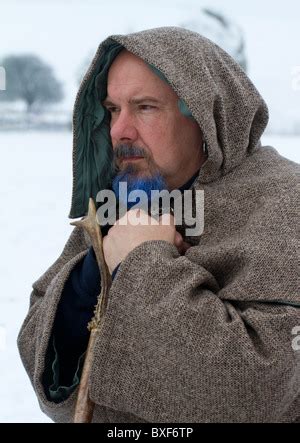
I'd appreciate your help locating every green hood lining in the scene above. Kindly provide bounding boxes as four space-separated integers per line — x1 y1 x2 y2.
70 41 124 219
70 42 196 219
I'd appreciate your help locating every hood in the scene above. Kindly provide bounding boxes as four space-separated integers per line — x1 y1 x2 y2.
69 26 269 218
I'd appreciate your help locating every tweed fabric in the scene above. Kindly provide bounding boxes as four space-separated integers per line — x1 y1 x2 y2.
18 27 299 423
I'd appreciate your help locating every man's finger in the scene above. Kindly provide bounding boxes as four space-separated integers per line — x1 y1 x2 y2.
174 231 183 247
159 212 175 226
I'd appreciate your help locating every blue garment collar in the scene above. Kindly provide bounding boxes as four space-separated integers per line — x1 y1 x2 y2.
178 169 200 192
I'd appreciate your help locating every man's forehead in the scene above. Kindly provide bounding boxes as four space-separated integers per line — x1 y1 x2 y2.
105 80 176 105
107 50 168 88
103 95 164 106
106 52 177 102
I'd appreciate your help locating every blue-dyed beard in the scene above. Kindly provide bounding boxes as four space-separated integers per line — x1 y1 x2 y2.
112 163 168 213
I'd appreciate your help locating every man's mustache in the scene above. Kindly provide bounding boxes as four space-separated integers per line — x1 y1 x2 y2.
114 144 149 163
113 144 150 171
114 144 148 160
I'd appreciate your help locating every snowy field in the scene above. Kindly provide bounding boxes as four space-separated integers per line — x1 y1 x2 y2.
0 131 298 423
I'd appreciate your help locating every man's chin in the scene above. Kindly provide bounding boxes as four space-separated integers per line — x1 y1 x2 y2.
112 166 168 205
118 162 152 180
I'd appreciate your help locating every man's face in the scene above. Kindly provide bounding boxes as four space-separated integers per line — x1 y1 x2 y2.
104 50 205 190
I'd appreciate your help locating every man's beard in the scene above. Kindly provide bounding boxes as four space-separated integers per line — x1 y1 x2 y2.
112 144 168 212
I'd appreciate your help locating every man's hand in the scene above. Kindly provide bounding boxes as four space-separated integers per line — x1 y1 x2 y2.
102 208 191 274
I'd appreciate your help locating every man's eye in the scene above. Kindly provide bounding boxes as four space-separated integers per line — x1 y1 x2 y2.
106 106 119 113
139 104 157 111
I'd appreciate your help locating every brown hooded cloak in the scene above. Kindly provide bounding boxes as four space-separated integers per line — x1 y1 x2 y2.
18 27 299 423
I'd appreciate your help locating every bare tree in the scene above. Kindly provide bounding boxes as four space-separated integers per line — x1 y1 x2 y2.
180 8 248 72
0 54 64 112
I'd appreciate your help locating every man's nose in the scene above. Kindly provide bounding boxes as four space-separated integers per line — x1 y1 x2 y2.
110 110 138 144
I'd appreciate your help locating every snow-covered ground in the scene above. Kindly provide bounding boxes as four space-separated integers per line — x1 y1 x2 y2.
0 131 73 423
0 131 298 423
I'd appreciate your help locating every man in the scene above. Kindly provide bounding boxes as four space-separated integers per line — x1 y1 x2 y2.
18 27 299 423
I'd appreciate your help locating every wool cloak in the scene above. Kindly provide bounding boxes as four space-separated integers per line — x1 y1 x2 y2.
18 27 299 423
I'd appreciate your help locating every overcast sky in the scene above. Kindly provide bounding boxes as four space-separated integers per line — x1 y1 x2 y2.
0 0 299 131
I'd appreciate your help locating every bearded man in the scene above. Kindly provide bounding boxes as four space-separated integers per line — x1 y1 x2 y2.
18 27 299 423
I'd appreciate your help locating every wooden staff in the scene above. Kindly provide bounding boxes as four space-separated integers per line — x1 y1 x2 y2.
70 198 112 423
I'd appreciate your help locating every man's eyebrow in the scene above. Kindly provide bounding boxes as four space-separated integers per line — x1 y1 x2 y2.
130 96 163 105
102 98 115 107
102 96 163 106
